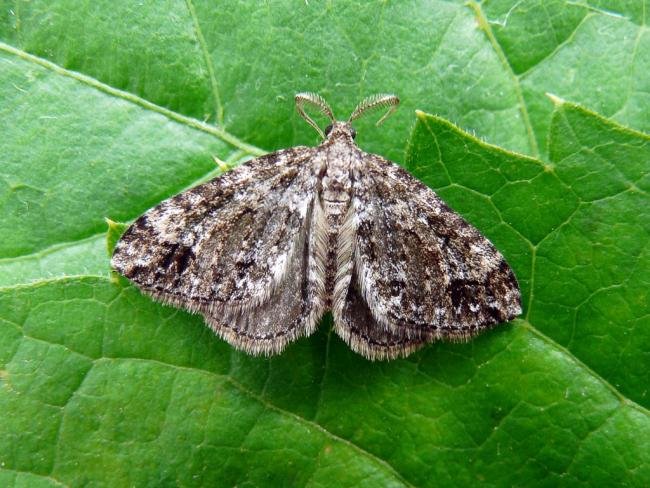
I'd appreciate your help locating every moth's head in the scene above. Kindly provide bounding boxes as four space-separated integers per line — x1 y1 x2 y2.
324 121 357 142
295 92 399 142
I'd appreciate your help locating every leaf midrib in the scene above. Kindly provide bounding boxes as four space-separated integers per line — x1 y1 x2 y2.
0 42 264 157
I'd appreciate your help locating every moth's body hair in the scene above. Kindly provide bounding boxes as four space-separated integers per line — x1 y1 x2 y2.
310 197 329 308
112 95 521 360
332 202 356 319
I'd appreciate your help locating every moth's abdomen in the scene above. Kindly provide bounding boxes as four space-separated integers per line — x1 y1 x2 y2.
322 200 350 308
314 158 354 309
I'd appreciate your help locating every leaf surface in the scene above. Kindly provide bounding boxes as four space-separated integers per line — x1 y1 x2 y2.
1 1 649 486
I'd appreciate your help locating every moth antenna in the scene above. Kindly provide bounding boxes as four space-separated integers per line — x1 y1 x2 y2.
295 92 335 139
349 94 400 126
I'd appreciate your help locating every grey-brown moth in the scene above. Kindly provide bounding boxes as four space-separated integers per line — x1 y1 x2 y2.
111 93 521 360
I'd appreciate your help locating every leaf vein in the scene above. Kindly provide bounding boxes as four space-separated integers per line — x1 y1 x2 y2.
89 355 415 488
521 321 650 417
184 0 224 125
467 1 539 157
0 42 264 157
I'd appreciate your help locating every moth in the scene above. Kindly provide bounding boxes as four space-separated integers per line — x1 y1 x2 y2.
112 93 521 360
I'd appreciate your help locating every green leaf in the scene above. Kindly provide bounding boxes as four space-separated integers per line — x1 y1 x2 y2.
482 0 650 155
1 1 649 486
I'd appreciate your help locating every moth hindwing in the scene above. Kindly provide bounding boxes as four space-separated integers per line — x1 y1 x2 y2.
112 93 521 360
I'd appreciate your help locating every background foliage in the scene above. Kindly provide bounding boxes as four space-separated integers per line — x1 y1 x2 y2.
1 1 649 486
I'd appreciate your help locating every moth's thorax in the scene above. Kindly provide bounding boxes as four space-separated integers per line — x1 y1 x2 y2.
318 122 359 206
321 162 352 206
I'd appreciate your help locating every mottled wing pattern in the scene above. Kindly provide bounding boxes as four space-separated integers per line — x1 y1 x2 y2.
335 154 521 360
335 267 431 360
112 147 323 354
202 218 320 354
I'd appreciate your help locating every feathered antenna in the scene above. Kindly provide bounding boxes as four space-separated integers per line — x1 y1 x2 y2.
349 94 400 126
295 92 335 139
